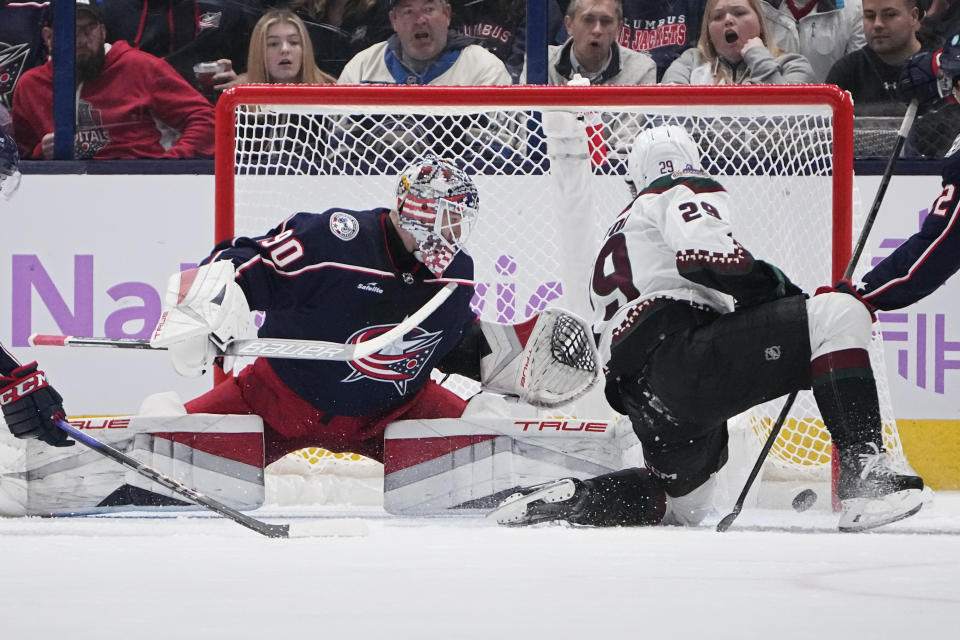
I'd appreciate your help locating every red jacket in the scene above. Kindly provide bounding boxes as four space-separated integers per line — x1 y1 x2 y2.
12 40 214 159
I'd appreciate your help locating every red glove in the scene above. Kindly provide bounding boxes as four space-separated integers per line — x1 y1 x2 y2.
0 362 73 447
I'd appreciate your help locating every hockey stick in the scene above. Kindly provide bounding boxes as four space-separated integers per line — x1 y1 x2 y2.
30 282 458 362
53 417 367 538
716 100 920 533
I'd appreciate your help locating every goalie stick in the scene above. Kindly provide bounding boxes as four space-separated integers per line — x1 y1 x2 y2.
716 100 920 533
30 282 457 362
53 417 367 538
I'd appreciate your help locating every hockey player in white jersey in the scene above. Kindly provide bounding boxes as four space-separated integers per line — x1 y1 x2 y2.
491 125 925 532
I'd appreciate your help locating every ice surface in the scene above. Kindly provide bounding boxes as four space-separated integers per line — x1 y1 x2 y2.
3 494 960 639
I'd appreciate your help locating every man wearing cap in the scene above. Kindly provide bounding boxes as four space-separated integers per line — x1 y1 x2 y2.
338 0 511 85
11 1 214 159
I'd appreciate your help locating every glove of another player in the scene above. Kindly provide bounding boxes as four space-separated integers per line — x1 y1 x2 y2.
0 362 73 447
897 51 945 112
814 279 877 320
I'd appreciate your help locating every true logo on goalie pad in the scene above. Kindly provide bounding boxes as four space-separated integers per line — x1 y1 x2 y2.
69 417 132 430
514 420 610 433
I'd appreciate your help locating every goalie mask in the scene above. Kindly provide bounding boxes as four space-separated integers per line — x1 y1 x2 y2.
626 125 702 196
0 130 22 201
396 155 479 277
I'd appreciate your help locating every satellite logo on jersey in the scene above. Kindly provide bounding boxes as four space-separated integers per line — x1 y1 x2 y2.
765 346 781 361
330 212 360 241
342 324 443 393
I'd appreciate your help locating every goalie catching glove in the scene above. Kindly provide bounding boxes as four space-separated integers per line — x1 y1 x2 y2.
480 308 600 408
150 261 254 376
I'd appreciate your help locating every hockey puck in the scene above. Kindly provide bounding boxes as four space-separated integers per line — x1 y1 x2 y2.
792 488 817 512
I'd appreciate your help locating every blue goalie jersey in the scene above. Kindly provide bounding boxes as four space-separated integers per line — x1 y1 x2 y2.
204 207 476 416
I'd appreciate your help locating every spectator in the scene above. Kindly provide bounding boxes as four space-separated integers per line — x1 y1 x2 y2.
451 0 564 83
662 0 815 84
98 0 261 103
12 2 215 159
536 0 657 85
218 8 336 86
604 1 705 82
338 0 511 85
227 10 336 173
918 0 960 48
760 0 867 82
266 0 393 79
0 0 50 111
826 0 925 106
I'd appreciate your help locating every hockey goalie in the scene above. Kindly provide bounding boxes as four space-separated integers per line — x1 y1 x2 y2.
0 153 608 517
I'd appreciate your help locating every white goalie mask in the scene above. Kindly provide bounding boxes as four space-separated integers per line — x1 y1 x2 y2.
396 155 479 277
626 125 702 195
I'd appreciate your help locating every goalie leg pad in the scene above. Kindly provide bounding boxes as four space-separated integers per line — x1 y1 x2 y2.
0 413 265 516
381 414 639 515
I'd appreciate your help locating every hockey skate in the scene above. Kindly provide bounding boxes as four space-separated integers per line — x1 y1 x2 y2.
488 478 587 526
837 443 924 532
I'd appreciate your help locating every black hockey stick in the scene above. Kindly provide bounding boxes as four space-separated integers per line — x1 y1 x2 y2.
716 100 919 533
54 417 367 538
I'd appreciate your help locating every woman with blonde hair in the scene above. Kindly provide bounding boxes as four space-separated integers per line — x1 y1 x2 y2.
662 0 814 85
216 9 335 89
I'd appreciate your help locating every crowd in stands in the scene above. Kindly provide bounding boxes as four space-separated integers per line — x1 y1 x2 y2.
0 0 954 160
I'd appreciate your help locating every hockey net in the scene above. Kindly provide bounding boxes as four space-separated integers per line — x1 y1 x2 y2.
215 84 910 505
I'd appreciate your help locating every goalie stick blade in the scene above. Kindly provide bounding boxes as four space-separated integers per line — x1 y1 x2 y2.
285 519 370 538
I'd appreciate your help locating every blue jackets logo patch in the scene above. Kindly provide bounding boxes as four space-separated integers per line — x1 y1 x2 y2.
330 212 360 241
342 324 443 393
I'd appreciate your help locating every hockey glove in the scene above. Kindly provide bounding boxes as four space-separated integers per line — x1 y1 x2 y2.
770 264 805 300
897 51 946 112
151 261 253 377
814 279 877 320
0 362 73 447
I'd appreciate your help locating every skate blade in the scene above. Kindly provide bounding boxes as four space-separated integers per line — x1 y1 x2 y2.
487 479 576 526
838 489 924 533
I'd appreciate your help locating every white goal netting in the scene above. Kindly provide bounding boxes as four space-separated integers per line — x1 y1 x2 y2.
216 85 909 500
